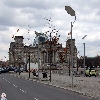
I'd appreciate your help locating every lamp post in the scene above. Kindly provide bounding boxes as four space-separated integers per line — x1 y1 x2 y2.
35 31 43 80
28 51 30 78
82 35 87 76
49 32 52 82
83 43 85 76
77 51 80 72
37 36 40 80
24 45 31 78
65 6 76 88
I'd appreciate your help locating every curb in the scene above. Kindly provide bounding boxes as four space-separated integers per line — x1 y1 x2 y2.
10 74 99 100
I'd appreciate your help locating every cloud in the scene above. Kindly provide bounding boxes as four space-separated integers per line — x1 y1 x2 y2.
3 0 71 9
0 0 100 60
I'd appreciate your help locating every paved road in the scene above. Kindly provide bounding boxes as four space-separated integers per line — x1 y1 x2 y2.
0 73 97 100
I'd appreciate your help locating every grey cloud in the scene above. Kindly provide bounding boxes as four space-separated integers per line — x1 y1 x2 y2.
96 9 100 16
0 4 18 27
0 0 100 59
2 0 96 29
0 26 9 31
3 0 59 9
0 16 14 26
0 34 12 44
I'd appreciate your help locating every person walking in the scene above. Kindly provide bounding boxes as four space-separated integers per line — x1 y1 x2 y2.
32 69 36 76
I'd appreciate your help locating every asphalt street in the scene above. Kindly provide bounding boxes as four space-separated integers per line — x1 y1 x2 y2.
0 73 98 100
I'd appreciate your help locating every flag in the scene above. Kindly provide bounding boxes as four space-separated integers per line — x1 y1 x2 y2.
12 35 14 38
64 48 67 52
68 32 71 35
17 29 19 32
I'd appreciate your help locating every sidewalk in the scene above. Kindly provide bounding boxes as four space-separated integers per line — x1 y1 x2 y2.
10 72 100 100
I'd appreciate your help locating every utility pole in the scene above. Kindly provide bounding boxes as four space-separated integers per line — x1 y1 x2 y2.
66 40 68 75
82 35 87 76
83 43 85 76
38 37 40 80
19 63 20 75
65 6 76 88
69 57 70 76
70 22 74 88
77 57 78 72
29 52 30 78
49 32 52 82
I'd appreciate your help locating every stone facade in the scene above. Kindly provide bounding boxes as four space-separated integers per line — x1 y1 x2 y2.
9 36 38 67
8 36 77 69
66 39 77 68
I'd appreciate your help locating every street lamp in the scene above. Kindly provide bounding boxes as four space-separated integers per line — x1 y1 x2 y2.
28 51 30 78
82 35 87 76
49 32 52 82
35 32 42 80
65 6 76 88
23 46 30 78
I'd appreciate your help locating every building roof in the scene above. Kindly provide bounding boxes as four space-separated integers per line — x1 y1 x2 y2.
14 36 24 39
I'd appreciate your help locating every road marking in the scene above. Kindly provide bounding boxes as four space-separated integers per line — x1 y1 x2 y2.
21 90 24 92
13 84 16 87
2 78 27 94
8 81 10 83
3 78 10 83
20 89 22 91
13 84 17 87
13 84 15 86
34 98 38 100
56 86 60 87
19 88 26 93
15 85 17 87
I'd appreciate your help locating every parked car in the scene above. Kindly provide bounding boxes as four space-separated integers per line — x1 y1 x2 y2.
0 68 2 74
3 67 9 72
8 67 15 71
85 67 96 77
0 68 7 73
14 69 22 73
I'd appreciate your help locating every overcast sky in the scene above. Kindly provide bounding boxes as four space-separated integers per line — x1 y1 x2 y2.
0 0 100 61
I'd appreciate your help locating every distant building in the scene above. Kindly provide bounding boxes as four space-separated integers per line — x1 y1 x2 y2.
66 39 77 68
8 36 77 69
0 61 3 67
9 36 38 67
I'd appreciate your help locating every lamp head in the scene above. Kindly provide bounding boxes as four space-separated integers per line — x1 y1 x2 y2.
65 6 75 16
82 35 87 39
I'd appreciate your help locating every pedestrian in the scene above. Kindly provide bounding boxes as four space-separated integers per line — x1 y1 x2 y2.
1 93 7 100
32 69 36 76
